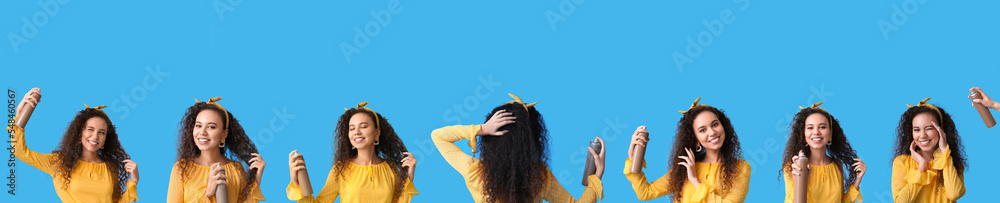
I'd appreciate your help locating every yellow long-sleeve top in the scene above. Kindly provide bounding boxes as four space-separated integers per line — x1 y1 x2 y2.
623 158 751 202
782 162 863 203
431 125 604 203
166 160 265 203
285 161 419 203
9 125 138 203
890 147 965 203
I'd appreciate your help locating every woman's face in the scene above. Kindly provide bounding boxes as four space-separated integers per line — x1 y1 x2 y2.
803 113 832 149
193 109 228 151
348 112 380 150
79 117 108 153
911 112 940 152
693 110 725 151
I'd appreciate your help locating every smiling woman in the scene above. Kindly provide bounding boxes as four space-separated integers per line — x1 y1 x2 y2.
623 97 751 202
7 88 139 203
286 101 419 203
780 102 865 203
166 97 266 203
890 97 966 203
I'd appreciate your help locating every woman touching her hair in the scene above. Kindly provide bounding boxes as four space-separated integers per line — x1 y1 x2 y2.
8 88 139 202
890 97 966 202
624 97 751 202
166 97 266 203
431 93 605 203
286 101 419 203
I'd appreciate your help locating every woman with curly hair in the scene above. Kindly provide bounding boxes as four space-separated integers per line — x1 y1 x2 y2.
286 101 419 202
8 88 139 202
431 93 606 203
624 97 751 202
890 97 966 202
166 97 266 203
780 102 866 203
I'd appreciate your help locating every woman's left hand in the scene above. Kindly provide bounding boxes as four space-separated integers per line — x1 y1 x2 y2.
401 152 417 181
124 159 139 183
932 121 948 151
677 147 701 187
249 153 266 183
587 136 606 179
851 158 866 188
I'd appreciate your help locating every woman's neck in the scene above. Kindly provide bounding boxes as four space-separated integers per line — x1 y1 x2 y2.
79 150 103 163
808 147 831 165
352 147 382 165
195 149 230 166
919 147 936 162
700 148 721 163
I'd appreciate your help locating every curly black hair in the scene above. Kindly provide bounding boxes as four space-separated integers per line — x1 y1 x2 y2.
893 105 967 176
176 102 258 202
666 106 743 201
475 103 549 203
52 108 131 202
779 108 859 192
332 109 410 201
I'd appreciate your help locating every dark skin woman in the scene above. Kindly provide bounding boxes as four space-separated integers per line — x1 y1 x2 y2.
11 88 138 202
625 98 750 202
432 94 606 203
287 102 418 202
167 97 266 202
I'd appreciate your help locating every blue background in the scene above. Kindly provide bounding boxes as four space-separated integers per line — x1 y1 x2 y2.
3 0 998 202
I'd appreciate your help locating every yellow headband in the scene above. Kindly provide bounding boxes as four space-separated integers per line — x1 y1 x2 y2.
505 93 538 112
905 97 943 123
345 101 380 129
799 102 834 125
83 103 108 117
678 97 711 114
194 97 230 129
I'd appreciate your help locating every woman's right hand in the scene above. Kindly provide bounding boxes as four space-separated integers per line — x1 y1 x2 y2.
477 109 515 136
205 163 227 198
909 141 927 171
790 150 811 177
16 88 41 116
627 126 649 160
289 150 306 186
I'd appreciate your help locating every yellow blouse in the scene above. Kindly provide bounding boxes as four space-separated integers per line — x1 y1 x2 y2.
623 158 751 202
431 125 604 203
891 147 965 203
782 161 863 203
9 125 138 203
166 160 265 203
285 161 419 203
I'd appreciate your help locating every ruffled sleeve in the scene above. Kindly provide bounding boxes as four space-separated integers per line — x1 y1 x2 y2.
7 125 56 175
118 179 139 203
395 178 420 203
288 166 339 203
891 155 928 203
247 182 266 202
931 147 965 200
543 169 603 203
842 185 863 203
431 125 481 177
624 158 670 200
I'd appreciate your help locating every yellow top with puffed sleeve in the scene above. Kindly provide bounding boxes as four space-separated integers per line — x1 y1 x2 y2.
782 162 863 203
623 158 751 202
890 147 965 203
285 160 419 203
431 125 604 203
9 125 138 203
